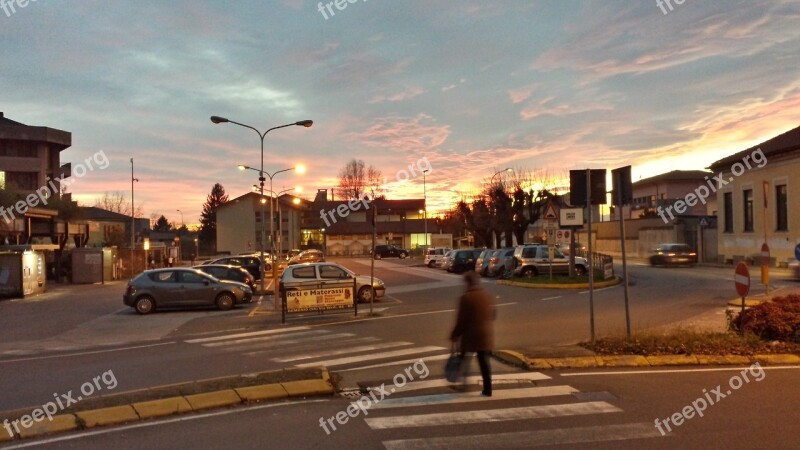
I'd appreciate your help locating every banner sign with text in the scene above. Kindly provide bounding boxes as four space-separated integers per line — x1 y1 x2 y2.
286 286 354 313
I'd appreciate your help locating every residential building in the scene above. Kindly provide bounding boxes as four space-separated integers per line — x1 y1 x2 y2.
216 192 308 256
710 125 800 266
612 170 712 220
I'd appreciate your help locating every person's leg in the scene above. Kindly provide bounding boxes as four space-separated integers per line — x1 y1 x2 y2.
477 351 492 396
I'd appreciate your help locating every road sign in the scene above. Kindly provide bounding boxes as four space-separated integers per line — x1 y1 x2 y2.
559 207 583 227
556 229 571 244
699 217 710 227
543 203 558 220
543 220 558 230
734 262 750 297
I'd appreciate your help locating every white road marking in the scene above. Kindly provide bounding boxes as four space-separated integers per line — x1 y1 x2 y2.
0 342 176 364
382 422 662 449
199 330 333 347
296 346 445 368
541 296 562 301
336 353 453 373
562 365 800 377
365 386 578 410
365 400 621 429
184 326 310 343
273 341 413 362
342 371 552 394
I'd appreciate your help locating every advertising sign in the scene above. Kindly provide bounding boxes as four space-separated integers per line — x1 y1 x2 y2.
286 286 354 313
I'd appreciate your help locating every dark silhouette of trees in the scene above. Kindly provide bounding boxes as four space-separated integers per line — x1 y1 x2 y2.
199 183 228 253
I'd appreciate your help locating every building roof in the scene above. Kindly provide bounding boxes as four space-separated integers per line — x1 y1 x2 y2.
708 125 800 170
0 112 72 149
79 206 133 222
633 170 712 187
218 191 308 210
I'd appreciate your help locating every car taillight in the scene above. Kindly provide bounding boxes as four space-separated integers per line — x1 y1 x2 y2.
126 284 136 296
490 257 498 263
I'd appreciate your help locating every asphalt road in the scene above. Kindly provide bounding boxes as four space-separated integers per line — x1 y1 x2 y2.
0 257 797 448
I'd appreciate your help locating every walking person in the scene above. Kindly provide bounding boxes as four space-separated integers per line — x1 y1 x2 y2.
450 270 495 396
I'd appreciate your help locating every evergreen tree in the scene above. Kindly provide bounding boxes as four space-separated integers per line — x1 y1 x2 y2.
199 183 228 252
153 215 172 232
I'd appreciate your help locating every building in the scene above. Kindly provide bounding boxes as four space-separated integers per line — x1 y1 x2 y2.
310 189 429 256
709 125 800 266
80 206 149 248
612 170 712 220
216 192 308 256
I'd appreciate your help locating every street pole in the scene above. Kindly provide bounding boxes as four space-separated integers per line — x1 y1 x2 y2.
617 171 631 340
587 169 595 344
130 158 138 275
423 169 428 249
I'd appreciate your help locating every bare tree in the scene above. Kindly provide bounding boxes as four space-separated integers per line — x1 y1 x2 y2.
337 159 383 200
94 191 143 217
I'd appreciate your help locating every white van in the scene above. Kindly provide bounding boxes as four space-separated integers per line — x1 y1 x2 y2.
423 247 451 268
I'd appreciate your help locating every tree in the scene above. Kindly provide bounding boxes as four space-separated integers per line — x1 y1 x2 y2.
199 183 228 253
93 191 143 217
153 215 172 232
336 159 383 200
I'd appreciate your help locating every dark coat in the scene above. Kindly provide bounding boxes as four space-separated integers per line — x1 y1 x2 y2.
450 286 495 351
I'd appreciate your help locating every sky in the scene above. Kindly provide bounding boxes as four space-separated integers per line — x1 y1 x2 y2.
2 0 799 227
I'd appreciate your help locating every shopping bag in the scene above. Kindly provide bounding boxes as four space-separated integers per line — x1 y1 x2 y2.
444 353 462 383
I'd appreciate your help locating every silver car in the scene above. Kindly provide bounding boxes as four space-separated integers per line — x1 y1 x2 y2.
279 262 385 302
512 244 588 278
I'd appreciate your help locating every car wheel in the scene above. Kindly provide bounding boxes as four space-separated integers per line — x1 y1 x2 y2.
134 296 155 315
216 293 235 311
374 254 382 260
400 253 408 259
575 265 587 276
358 286 374 303
521 267 537 278
428 260 436 268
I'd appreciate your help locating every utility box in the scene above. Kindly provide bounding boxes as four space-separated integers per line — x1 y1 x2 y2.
72 247 117 284
0 250 47 298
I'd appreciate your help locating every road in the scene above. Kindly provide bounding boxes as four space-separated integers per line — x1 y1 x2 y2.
0 257 797 448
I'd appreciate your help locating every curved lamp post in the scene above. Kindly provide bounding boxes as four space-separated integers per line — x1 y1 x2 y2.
211 116 312 297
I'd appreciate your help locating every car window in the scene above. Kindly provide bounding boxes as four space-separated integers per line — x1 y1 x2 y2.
243 257 258 265
207 267 224 277
522 247 537 258
150 271 176 283
180 271 208 283
291 266 317 279
319 265 349 279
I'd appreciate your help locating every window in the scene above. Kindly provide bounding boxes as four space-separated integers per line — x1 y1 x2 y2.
291 266 316 279
151 271 176 282
723 193 733 233
180 271 207 283
776 184 788 231
743 189 754 232
319 265 349 279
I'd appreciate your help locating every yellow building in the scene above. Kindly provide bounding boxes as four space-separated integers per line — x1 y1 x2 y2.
709 125 799 266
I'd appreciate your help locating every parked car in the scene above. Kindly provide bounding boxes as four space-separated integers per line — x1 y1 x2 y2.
287 249 325 266
649 243 697 266
448 249 483 274
372 244 409 259
285 249 302 261
790 260 800 279
194 264 255 289
279 262 386 302
123 268 251 315
424 247 451 268
513 244 588 278
204 255 269 280
486 248 516 277
439 250 453 269
474 249 493 275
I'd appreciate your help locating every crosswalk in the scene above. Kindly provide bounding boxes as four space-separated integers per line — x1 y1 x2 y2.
354 375 663 448
184 326 449 370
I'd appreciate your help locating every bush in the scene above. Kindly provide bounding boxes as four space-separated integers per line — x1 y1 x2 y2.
730 294 800 342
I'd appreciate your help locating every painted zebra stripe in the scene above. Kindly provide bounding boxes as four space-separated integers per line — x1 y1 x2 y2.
184 326 310 343
364 386 578 410
295 346 445 368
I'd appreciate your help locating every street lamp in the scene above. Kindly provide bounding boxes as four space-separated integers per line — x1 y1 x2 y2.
211 116 312 297
491 167 513 185
239 164 305 297
130 158 139 275
252 185 302 261
422 169 429 249
176 209 184 229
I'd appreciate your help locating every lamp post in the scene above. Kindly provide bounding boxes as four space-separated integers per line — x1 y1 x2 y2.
422 169 428 249
491 167 513 185
239 164 305 298
130 158 139 275
176 209 184 229
211 116 312 297
253 185 302 262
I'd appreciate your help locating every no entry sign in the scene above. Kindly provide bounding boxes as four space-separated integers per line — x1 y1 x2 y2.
735 262 750 297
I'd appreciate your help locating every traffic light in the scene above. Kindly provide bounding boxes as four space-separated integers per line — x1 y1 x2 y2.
611 165 633 206
569 169 607 206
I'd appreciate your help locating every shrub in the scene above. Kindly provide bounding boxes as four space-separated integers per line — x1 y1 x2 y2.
730 294 800 342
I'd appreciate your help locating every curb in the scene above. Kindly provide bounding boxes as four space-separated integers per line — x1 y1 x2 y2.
0 368 334 442
494 349 800 370
497 276 623 290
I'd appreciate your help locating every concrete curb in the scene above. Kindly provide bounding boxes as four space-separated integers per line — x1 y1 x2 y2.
497 276 623 290
494 349 800 370
1 368 334 442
